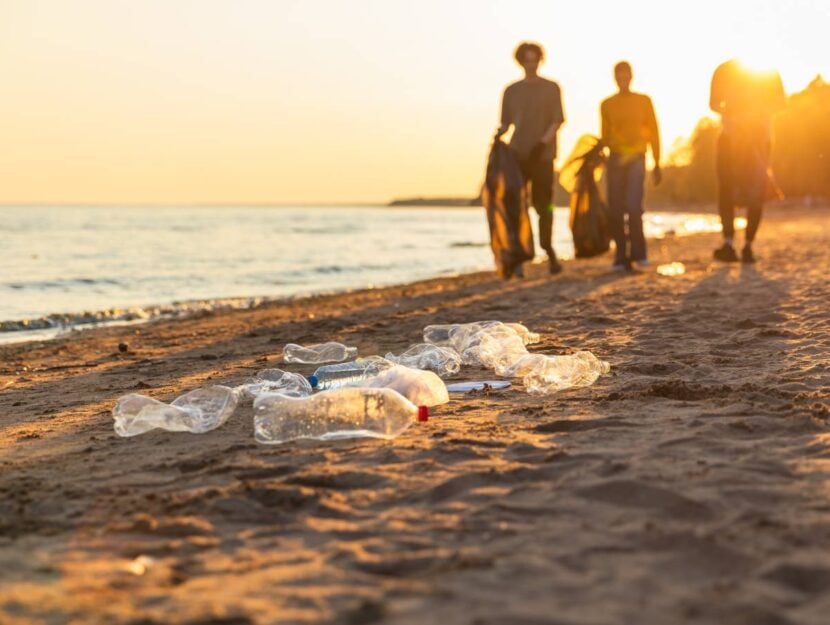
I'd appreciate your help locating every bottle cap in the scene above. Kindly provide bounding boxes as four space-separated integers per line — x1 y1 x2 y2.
417 406 429 422
307 375 319 389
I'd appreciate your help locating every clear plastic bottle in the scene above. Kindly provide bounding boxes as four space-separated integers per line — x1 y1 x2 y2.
522 351 611 394
283 341 358 364
351 364 449 406
113 385 238 436
237 368 312 400
384 343 462 378
308 356 393 390
253 387 429 444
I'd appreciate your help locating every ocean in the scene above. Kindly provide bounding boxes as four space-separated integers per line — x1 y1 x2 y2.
0 205 725 343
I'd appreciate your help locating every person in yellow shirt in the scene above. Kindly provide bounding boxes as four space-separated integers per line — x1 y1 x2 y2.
600 61 661 271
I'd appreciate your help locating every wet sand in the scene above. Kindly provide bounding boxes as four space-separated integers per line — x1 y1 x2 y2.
1 206 829 625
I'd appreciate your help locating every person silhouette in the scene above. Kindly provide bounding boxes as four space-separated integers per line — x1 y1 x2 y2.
710 59 786 263
498 41 565 275
600 61 661 271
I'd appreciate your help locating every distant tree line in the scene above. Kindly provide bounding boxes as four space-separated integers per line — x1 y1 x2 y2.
646 75 830 206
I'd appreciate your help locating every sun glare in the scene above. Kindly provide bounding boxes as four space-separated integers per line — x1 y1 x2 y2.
736 51 780 77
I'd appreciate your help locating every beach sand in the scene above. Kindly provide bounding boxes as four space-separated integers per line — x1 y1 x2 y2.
1 206 828 625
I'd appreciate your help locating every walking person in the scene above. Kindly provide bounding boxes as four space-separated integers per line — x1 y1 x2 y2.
498 41 565 275
710 59 786 263
600 61 661 271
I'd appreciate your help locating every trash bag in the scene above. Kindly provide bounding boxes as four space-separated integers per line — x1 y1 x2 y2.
561 135 611 258
481 139 535 278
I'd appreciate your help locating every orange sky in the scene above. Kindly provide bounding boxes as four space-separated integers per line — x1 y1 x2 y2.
0 0 827 204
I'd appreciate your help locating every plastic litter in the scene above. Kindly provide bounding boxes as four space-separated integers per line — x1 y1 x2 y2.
446 380 512 393
283 341 358 364
474 326 532 373
350 364 449 406
424 321 539 358
113 385 238 436
124 555 155 576
423 320 501 346
237 368 313 400
505 323 541 345
308 356 394 390
253 387 428 444
425 321 610 395
384 343 462 378
657 262 686 276
519 351 611 394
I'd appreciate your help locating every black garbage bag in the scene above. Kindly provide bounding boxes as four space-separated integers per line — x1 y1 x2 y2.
481 139 535 278
560 135 611 258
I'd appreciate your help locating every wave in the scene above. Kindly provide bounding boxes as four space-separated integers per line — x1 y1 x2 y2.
4 277 125 290
0 296 273 337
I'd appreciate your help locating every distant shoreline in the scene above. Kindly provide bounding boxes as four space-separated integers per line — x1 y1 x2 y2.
387 197 481 207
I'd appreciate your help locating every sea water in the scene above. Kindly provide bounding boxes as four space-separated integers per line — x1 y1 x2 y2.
0 205 727 343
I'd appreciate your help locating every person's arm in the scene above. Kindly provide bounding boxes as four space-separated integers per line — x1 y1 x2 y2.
600 100 609 147
540 84 565 144
710 65 725 114
540 121 560 144
646 96 661 184
497 89 511 137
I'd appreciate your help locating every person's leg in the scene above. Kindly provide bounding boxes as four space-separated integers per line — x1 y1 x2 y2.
530 159 561 273
606 153 628 268
741 148 767 262
717 132 735 241
714 131 739 261
741 136 770 262
626 155 647 263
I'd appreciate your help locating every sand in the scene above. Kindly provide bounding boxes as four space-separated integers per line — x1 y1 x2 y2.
1 206 828 625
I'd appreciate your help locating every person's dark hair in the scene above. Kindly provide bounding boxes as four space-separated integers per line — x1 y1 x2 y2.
514 42 545 65
614 61 632 74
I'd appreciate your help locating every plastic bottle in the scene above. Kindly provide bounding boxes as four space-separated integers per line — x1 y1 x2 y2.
308 355 393 390
283 341 358 364
504 323 541 345
427 321 610 395
384 343 462 378
253 387 429 444
423 320 501 347
424 320 539 347
522 351 611 394
237 368 312 400
351 364 449 406
113 385 238 436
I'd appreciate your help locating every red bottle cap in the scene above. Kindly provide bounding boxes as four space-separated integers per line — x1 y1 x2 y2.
417 406 429 422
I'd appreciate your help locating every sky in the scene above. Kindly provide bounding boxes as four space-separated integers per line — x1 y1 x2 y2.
0 0 827 204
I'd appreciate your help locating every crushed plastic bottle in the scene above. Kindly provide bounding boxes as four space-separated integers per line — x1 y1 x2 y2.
425 321 610 395
423 321 501 347
504 323 541 345
350 364 449 406
253 387 429 444
283 342 358 364
522 351 611 394
308 355 394 390
113 385 238 436
469 325 529 371
424 321 540 365
384 343 462 378
237 368 313 400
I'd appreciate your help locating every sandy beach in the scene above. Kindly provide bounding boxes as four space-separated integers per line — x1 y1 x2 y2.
1 206 828 625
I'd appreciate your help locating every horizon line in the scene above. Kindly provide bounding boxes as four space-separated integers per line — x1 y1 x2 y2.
0 201 392 208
